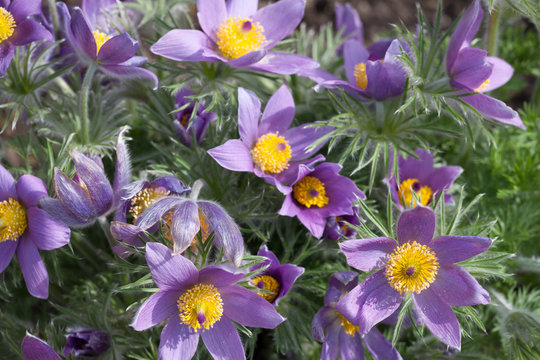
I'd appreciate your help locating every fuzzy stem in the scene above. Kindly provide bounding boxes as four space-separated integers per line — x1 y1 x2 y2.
80 63 97 145
486 6 500 56
190 179 205 201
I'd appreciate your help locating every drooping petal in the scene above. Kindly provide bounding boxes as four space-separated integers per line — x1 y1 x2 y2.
158 317 199 360
252 0 305 48
431 264 490 306
462 93 525 129
171 201 200 255
15 174 47 208
197 0 227 42
145 242 198 291
201 318 246 360
9 19 52 46
363 328 403 360
247 52 319 75
97 33 138 64
284 124 334 161
207 140 255 173
26 207 70 250
198 267 243 288
258 84 295 136
0 240 16 273
339 329 365 360
339 237 397 271
53 168 97 222
134 197 184 230
237 87 261 146
227 0 258 18
312 306 337 342
151 29 218 62
483 56 513 92
17 236 48 299
21 334 61 360
0 41 14 77
112 126 132 207
0 164 16 201
429 235 492 264
131 290 179 331
38 198 90 228
397 206 435 245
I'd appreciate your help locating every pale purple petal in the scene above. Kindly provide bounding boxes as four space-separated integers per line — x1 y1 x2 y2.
450 47 492 91
146 242 198 291
97 33 138 64
171 201 200 255
252 0 304 48
247 52 319 75
201 318 245 360
0 240 16 273
0 41 14 77
158 317 199 360
197 0 227 42
17 236 48 299
227 0 258 17
151 29 218 62
9 0 41 21
461 93 524 129
321 321 341 360
363 328 403 360
208 140 255 172
38 198 91 228
15 174 47 208
227 49 266 67
113 127 132 206
26 207 70 250
294 205 328 238
53 169 97 221
343 40 369 84
339 237 397 271
0 164 16 201
397 206 435 245
9 19 52 46
198 267 243 288
134 197 184 229
446 0 483 71
284 124 334 161
21 334 61 360
131 290 179 331
312 306 337 342
274 264 304 304
431 264 490 306
258 84 295 136
339 329 364 360
424 166 462 193
101 65 158 89
483 56 513 92
237 87 261 146
325 271 358 305
429 235 492 264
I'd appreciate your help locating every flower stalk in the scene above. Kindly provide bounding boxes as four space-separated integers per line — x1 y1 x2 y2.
80 63 97 145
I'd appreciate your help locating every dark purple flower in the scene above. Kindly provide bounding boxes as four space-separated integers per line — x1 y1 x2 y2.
335 2 363 56
337 206 492 349
0 0 53 76
445 0 523 129
150 0 319 76
384 148 462 209
208 85 333 194
131 242 284 360
249 245 304 305
174 87 217 147
278 162 365 238
0 165 71 299
21 334 61 360
323 206 362 241
63 329 110 357
312 271 402 360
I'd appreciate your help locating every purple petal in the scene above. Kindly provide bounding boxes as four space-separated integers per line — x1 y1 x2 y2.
151 29 217 62
208 140 254 172
483 56 513 92
9 19 52 46
0 240 16 273
258 84 295 136
424 166 462 193
227 49 266 67
0 164 16 201
113 127 132 206
247 52 319 75
289 202 328 239
339 238 397 271
26 207 70 250
15 174 47 208
398 148 434 183
131 290 179 331
254 245 280 272
227 0 258 17
274 263 304 304
97 33 138 64
320 321 340 360
110 222 146 257
70 8 97 60
158 317 199 360
430 235 492 264
197 0 227 42
446 0 483 71
450 47 492 91
284 124 334 161
198 267 243 288
339 330 365 360
252 0 304 48
431 264 490 306
325 271 358 305
0 41 14 77
9 0 41 21
171 200 200 255
461 93 524 129
201 318 245 360
17 236 48 299
134 197 184 229
363 328 403 360
312 306 337 342
237 87 261 146
397 206 435 245
335 2 363 42
146 242 198 291
343 39 369 84
38 198 91 228
21 334 61 360
413 288 461 349
101 65 158 89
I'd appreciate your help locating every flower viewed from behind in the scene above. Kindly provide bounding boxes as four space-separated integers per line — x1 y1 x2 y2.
445 0 523 129
337 206 491 348
63 329 110 357
385 148 462 209
150 0 319 75
312 271 402 360
174 87 217 147
131 242 284 360
0 165 70 299
208 85 333 194
21 334 60 360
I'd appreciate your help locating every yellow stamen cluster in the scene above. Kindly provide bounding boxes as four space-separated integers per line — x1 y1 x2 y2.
385 241 439 294
180 114 190 127
251 133 292 174
474 79 490 93
252 275 280 303
177 284 223 332
292 176 329 208
92 30 110 55
354 62 367 89
398 178 432 208
216 17 265 59
0 7 15 44
0 198 27 242
336 310 359 336
129 187 170 221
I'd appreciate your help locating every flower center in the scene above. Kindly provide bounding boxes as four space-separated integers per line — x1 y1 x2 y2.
252 275 280 303
216 17 265 59
251 132 292 174
354 62 367 89
336 310 359 336
180 114 190 127
474 79 490 93
292 176 329 208
397 178 432 208
0 198 28 242
129 187 170 221
0 7 16 44
177 284 224 332
384 241 439 294
92 30 110 55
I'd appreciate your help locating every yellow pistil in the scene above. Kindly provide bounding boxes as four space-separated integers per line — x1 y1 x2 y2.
0 7 15 44
216 17 265 59
177 284 223 332
474 79 490 93
92 30 110 55
0 198 27 242
129 187 170 221
336 311 359 336
251 133 292 174
292 176 329 208
385 241 439 294
398 178 432 208
252 275 280 303
354 62 367 89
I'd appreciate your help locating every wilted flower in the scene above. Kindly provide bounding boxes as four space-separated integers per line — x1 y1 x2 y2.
63 329 110 357
250 245 304 305
323 206 362 241
174 87 217 147
208 85 333 194
131 242 284 360
445 0 523 129
337 206 491 349
0 165 70 299
312 271 402 360
21 334 60 360
279 162 365 238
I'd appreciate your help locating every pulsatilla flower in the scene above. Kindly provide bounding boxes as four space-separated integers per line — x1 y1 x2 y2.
150 0 319 75
384 148 462 210
0 165 70 299
323 206 362 241
21 334 61 360
337 206 491 349
208 85 333 194
312 271 402 360
445 0 523 129
279 162 365 238
334 2 363 56
63 329 111 357
131 242 284 360
174 87 217 147
0 0 53 76
249 245 304 305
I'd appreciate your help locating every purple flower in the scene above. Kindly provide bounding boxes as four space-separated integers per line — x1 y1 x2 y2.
445 0 524 129
337 206 492 349
0 0 53 76
312 271 402 360
384 148 462 209
131 242 284 360
208 85 333 194
323 206 362 241
21 334 61 360
63 329 110 357
278 162 365 238
40 128 132 229
335 2 363 56
150 0 319 75
0 165 70 299
249 245 304 305
174 87 217 147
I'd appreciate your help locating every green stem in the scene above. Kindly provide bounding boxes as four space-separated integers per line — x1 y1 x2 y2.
80 63 97 145
486 6 500 56
47 0 59 33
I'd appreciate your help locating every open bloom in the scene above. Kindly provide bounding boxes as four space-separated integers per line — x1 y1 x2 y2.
63 329 111 357
312 271 402 360
250 245 304 305
174 87 217 147
323 206 362 241
279 162 365 238
445 0 523 129
21 334 60 360
131 242 284 360
337 206 491 349
208 85 333 194
0 165 70 299
150 0 319 75
384 148 462 209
